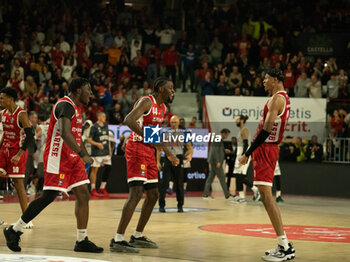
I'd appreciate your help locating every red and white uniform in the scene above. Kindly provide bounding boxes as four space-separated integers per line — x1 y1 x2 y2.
125 95 166 184
0 107 27 178
252 91 291 186
43 96 89 192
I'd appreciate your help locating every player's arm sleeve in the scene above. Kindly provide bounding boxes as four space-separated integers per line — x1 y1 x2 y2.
54 101 75 120
244 130 270 157
21 127 36 154
243 139 249 153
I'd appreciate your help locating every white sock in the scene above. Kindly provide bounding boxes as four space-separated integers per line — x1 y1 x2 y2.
251 186 258 193
239 191 245 198
91 184 96 190
77 229 87 242
133 231 143 238
277 234 289 250
100 182 106 189
13 218 26 232
114 233 124 242
276 191 281 197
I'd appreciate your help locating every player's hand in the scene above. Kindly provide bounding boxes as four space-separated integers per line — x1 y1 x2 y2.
82 155 93 165
167 154 179 166
216 162 221 168
185 153 192 162
97 143 104 150
238 155 248 166
10 154 21 164
157 161 162 171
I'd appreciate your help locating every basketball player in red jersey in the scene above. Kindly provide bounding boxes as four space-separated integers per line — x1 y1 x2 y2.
3 78 103 253
0 87 35 227
110 77 179 253
238 69 295 261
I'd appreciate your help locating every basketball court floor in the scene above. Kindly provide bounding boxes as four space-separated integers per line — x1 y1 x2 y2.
0 192 350 262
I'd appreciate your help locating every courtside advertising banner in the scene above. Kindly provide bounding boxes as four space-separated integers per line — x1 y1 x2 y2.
205 96 327 141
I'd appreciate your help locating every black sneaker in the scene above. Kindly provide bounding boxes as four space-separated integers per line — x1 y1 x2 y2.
159 206 166 213
177 207 184 213
3 226 23 252
262 243 295 261
276 196 285 203
129 235 158 248
74 237 103 253
110 238 139 253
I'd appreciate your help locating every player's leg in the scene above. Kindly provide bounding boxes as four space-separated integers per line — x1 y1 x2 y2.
12 178 28 213
110 183 143 253
274 162 283 203
203 165 216 198
99 157 111 197
3 189 58 252
130 184 159 248
89 165 99 196
159 159 171 212
215 165 231 199
71 183 103 253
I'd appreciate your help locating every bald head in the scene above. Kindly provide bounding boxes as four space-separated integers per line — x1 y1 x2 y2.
170 115 180 130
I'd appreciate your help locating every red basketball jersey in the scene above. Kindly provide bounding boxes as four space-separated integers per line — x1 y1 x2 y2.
1 107 26 150
128 95 166 143
44 96 83 174
254 91 291 144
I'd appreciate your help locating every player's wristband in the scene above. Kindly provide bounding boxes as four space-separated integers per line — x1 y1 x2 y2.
78 150 86 158
244 129 271 157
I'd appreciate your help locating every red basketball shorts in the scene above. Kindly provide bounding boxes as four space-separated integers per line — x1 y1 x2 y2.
43 158 89 192
252 143 279 187
0 147 28 178
125 141 158 184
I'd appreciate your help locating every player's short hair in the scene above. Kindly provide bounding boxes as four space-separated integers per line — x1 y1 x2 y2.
220 128 231 134
69 77 90 93
239 115 249 123
154 76 170 93
267 68 285 82
0 87 17 101
29 111 38 117
97 111 105 117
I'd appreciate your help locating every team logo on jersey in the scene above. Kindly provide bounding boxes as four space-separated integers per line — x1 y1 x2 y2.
10 118 14 124
60 174 65 179
143 125 162 144
141 164 146 170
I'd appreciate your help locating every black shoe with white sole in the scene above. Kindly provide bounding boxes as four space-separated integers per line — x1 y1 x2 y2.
262 243 295 261
129 235 158 248
3 226 22 252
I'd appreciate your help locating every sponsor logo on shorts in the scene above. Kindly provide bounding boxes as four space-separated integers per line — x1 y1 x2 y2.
141 164 145 170
141 171 145 176
60 174 65 179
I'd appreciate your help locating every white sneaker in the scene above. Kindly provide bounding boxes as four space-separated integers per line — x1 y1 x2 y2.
23 221 34 229
232 197 247 204
26 182 36 196
202 195 215 200
226 195 236 201
253 190 261 201
0 195 3 200
262 243 295 261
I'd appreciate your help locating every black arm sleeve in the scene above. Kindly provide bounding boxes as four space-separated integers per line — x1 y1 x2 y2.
21 127 36 154
54 101 75 120
244 129 271 157
243 139 249 153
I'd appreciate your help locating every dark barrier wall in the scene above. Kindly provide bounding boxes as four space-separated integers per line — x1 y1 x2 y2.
105 157 350 198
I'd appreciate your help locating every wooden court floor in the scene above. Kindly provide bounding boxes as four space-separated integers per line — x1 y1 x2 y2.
1 193 350 262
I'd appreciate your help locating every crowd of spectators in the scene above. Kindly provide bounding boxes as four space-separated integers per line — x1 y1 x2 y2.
0 0 349 129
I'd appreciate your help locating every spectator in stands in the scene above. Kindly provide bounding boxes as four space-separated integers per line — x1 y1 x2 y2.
344 110 350 138
188 117 197 128
249 16 272 40
306 135 323 162
325 129 340 161
130 39 142 61
294 137 307 162
258 33 270 59
162 45 178 88
306 74 322 98
209 37 223 65
330 110 344 135
24 76 38 96
213 63 227 82
38 96 53 122
182 44 197 92
294 72 310 97
11 59 24 79
228 66 242 91
26 62 40 85
61 55 77 82
201 71 215 96
146 44 161 84
216 75 228 95
6 70 24 95
284 63 295 96
252 76 266 96
156 24 176 51
114 30 126 49
235 34 251 57
279 138 300 162
327 73 340 98
103 42 122 67
109 103 123 125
